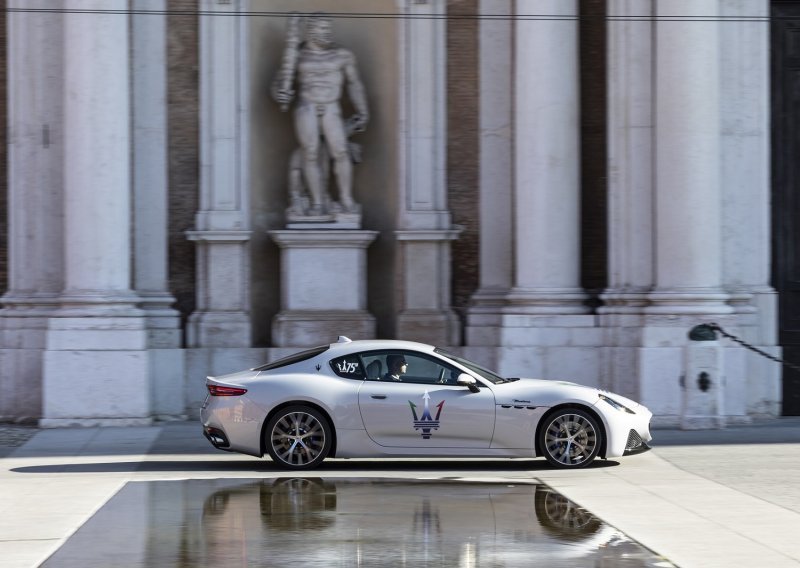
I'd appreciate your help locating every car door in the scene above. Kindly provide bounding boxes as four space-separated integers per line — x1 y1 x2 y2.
357 350 495 448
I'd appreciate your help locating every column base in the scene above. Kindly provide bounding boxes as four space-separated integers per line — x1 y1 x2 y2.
397 309 461 345
503 287 591 314
138 292 182 348
272 310 376 347
645 288 733 314
42 315 152 425
0 307 50 421
187 311 251 348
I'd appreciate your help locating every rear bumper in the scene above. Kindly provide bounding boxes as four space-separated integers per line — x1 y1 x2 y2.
203 426 231 450
200 396 264 457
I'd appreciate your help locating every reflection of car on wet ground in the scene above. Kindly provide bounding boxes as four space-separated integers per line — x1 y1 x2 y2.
201 337 653 469
196 478 672 567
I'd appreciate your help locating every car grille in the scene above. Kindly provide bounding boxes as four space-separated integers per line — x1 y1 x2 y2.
625 429 644 451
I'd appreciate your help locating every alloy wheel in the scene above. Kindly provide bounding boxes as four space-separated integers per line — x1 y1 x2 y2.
541 410 600 468
267 407 330 469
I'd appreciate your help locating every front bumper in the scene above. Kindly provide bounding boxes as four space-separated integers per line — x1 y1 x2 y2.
623 428 652 455
598 402 653 458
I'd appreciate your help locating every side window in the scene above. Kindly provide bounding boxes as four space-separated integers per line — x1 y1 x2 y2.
365 351 461 385
329 354 364 380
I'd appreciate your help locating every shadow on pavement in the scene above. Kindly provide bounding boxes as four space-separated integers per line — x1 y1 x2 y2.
11 458 621 474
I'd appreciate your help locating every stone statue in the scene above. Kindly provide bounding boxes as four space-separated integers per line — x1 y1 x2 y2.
272 14 369 225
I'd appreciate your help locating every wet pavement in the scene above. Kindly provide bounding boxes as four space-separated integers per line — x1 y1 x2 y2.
40 478 671 567
2 419 800 567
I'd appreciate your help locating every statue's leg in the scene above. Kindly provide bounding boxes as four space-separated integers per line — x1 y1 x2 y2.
287 149 304 214
321 106 355 212
294 104 325 212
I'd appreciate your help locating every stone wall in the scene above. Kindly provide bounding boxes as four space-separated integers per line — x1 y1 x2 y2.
447 0 480 326
0 1 6 299
167 1 200 343
580 0 608 298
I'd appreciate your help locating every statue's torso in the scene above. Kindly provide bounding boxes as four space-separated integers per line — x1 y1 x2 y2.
297 47 351 105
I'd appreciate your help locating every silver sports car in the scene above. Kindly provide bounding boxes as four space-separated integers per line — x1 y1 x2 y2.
201 337 653 470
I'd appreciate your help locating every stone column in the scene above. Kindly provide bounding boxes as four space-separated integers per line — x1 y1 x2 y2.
132 0 184 419
509 0 586 314
719 0 773 322
41 0 150 426
628 1 732 426
600 0 654 316
597 0 655 400
132 0 180 347
0 1 64 422
648 0 730 315
718 0 778 418
188 0 252 347
395 0 461 345
466 0 514 326
466 0 591 377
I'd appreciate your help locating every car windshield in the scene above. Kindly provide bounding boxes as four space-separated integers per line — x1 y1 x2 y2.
434 348 508 384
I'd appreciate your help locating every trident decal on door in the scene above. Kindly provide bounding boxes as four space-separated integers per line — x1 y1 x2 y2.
408 390 445 439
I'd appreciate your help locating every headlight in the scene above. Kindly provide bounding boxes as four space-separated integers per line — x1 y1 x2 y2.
598 393 635 414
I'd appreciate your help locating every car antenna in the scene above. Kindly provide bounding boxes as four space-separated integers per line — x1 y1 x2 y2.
337 336 352 343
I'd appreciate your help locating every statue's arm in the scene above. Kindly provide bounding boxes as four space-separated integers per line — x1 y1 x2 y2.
343 50 369 131
272 16 303 111
271 70 294 107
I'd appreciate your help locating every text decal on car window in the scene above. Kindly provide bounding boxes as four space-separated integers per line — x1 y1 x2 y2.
408 390 445 440
337 360 358 374
330 355 364 380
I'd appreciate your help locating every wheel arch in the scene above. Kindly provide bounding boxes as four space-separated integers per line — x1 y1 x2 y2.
534 403 608 459
260 401 338 458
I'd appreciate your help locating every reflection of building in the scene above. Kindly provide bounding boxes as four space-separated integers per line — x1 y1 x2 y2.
0 1 797 425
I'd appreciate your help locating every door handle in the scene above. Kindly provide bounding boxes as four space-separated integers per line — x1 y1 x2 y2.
370 394 387 399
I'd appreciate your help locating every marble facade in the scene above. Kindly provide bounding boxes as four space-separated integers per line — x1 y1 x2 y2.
0 0 781 426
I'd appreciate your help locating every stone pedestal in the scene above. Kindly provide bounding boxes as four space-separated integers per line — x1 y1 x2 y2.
43 312 151 427
186 231 252 347
682 341 726 429
396 229 461 345
269 230 378 347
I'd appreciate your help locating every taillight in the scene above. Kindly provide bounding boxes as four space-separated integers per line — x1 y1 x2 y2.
207 384 248 397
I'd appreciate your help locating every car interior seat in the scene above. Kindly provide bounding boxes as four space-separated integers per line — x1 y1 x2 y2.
366 360 382 380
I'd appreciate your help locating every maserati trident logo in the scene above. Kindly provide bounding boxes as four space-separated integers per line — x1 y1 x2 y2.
408 390 445 439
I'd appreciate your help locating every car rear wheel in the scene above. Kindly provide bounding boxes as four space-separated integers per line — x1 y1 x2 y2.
265 406 332 470
538 408 601 468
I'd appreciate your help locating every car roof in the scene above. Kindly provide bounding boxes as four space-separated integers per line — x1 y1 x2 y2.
325 338 438 355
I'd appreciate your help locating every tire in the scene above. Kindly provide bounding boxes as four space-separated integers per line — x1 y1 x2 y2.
265 405 332 470
538 408 601 469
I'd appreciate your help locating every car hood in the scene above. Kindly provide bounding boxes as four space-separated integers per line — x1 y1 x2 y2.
492 377 643 410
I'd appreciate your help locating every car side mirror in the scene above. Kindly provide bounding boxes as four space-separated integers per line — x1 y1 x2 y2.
456 373 480 393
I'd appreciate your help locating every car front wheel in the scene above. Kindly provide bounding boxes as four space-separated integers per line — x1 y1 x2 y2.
538 408 601 468
265 405 332 470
